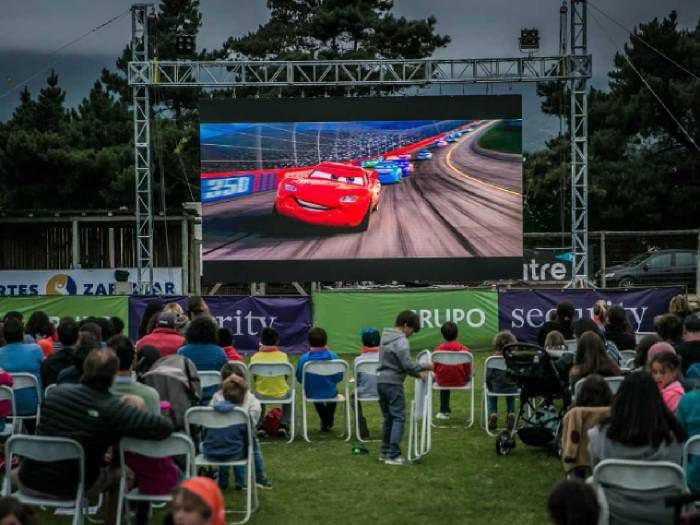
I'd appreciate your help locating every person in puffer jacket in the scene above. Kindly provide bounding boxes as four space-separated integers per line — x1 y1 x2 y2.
649 350 685 413
295 327 342 432
433 321 472 420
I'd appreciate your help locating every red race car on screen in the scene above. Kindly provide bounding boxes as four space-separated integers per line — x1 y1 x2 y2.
274 162 380 231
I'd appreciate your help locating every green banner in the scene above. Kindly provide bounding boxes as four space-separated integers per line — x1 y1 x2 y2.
0 296 129 333
313 289 499 353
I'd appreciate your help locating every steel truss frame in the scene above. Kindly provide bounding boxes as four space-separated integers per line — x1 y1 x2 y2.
128 1 590 292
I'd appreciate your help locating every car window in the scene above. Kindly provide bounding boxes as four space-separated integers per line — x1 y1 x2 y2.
309 170 336 181
676 252 698 267
646 254 672 269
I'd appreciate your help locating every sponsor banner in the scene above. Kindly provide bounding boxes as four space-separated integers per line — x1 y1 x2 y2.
498 287 684 343
0 296 129 331
312 289 499 353
129 296 312 354
0 268 182 297
522 248 572 283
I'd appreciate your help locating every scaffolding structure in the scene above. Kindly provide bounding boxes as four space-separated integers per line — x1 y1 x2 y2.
128 1 591 292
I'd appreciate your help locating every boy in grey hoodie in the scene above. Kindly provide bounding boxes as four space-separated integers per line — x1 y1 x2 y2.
377 310 432 465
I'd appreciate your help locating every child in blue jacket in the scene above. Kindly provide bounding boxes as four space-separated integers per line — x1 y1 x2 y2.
295 327 343 432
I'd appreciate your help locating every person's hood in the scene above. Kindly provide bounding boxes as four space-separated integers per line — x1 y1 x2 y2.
307 348 334 360
180 477 225 525
381 328 404 345
213 401 236 413
662 380 685 397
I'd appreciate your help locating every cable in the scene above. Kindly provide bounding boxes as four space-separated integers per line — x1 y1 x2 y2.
0 9 130 101
590 11 700 154
588 1 700 81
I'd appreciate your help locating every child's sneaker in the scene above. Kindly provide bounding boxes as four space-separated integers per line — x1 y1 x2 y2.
384 456 410 466
436 412 450 420
488 413 498 431
256 479 273 490
507 413 516 431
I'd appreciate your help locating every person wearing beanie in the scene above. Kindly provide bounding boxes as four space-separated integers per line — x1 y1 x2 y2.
352 328 381 439
646 342 676 365
136 312 186 357
166 476 225 525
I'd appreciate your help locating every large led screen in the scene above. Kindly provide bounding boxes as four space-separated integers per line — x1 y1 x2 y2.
200 96 522 282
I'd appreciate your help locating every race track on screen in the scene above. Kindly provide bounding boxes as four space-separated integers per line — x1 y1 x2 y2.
203 121 522 260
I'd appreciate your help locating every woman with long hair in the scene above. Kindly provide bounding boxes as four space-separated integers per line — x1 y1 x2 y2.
604 305 636 350
570 331 621 387
588 371 686 525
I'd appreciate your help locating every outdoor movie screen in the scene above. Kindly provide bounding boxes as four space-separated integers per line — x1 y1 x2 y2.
200 95 523 282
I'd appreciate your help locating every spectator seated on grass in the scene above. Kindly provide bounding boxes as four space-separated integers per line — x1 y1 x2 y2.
136 312 186 358
203 375 272 491
649 350 684 413
0 318 43 417
109 335 161 414
587 371 686 525
249 327 291 437
16 348 173 523
41 317 79 387
433 321 472 421
296 327 343 433
163 477 224 525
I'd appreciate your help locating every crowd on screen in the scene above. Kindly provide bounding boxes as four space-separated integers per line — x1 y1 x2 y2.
0 294 698 523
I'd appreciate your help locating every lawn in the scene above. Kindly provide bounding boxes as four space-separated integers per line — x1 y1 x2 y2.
477 121 523 155
37 349 563 524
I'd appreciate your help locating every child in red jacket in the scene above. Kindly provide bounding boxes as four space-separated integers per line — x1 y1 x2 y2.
433 322 472 420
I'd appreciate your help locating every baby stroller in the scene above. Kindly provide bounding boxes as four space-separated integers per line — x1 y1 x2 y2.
495 342 571 456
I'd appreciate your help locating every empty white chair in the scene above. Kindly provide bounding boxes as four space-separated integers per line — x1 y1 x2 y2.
590 459 686 525
619 350 636 365
481 356 520 436
2 435 85 525
185 406 258 524
431 350 474 428
10 373 42 432
635 331 656 344
248 362 296 443
301 360 351 442
408 350 432 461
116 433 195 525
352 359 380 443
0 386 16 439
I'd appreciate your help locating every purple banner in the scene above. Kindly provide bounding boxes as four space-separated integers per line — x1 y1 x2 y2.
498 287 684 343
129 296 312 354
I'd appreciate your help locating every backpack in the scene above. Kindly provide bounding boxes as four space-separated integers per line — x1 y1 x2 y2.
263 408 282 437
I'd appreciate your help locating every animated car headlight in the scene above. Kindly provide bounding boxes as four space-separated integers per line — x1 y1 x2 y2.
284 183 297 192
339 196 358 203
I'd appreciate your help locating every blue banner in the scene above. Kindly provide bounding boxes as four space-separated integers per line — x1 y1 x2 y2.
129 296 312 354
498 287 684 343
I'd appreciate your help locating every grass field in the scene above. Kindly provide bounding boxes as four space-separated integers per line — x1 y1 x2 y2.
37 349 562 524
477 121 523 155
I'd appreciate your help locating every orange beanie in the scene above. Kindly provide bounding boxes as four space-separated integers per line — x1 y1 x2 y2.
180 477 225 525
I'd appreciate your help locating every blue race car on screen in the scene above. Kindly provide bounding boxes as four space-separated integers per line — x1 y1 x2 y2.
373 161 402 184
416 149 433 160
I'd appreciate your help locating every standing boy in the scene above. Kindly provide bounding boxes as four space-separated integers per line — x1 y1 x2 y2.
377 310 431 465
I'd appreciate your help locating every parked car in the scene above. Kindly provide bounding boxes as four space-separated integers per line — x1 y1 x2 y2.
598 249 698 290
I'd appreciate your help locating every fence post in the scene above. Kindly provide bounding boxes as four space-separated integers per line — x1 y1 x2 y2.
600 232 606 288
71 219 80 269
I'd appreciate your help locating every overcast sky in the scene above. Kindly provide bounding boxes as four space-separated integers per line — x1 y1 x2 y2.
2 0 699 146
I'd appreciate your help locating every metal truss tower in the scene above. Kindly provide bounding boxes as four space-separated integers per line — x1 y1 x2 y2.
128 1 590 289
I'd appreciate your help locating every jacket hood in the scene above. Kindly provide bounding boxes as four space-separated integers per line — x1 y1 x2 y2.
381 328 404 345
213 401 236 413
663 381 685 396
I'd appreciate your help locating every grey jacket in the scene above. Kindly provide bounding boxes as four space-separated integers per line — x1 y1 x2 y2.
377 328 429 385
588 424 683 525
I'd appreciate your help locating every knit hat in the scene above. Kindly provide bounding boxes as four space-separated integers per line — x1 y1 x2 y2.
156 312 176 329
646 342 676 364
180 477 225 525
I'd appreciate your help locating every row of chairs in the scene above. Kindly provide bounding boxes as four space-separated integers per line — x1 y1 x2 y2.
2 405 259 525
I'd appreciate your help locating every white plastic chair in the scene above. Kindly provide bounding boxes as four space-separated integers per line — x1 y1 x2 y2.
116 433 195 525
565 339 577 352
352 359 380 443
2 435 85 525
185 406 258 524
431 350 474 428
408 350 432 461
481 356 520 436
301 359 351 442
10 373 42 432
44 383 58 399
248 362 296 443
0 386 16 439
619 350 636 365
198 371 221 391
635 331 656 344
573 375 625 399
590 459 686 525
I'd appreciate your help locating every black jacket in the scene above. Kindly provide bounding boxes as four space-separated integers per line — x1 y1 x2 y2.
19 383 173 498
40 346 74 387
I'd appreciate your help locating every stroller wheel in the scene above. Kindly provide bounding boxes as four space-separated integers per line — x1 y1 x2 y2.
496 431 515 456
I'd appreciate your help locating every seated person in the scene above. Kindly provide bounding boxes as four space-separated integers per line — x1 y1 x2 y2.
569 331 621 390
486 331 518 431
433 321 472 421
547 479 600 525
353 328 380 439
